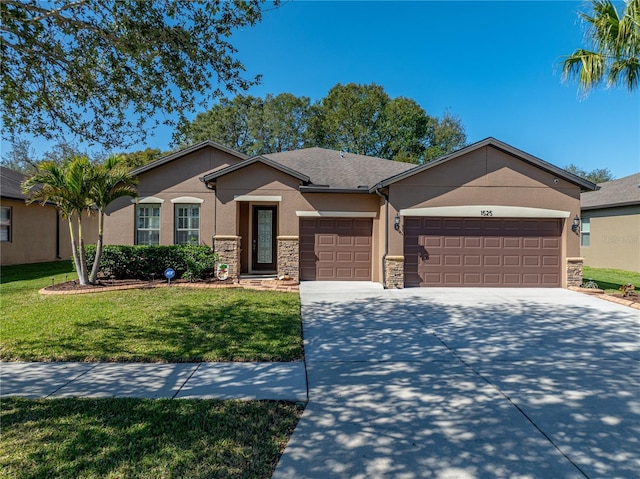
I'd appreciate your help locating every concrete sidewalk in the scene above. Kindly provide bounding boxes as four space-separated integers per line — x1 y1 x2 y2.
0 361 308 401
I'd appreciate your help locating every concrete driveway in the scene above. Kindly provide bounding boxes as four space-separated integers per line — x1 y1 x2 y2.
274 283 639 479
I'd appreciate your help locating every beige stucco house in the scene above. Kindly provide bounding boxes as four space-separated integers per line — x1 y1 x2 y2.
103 137 596 288
0 166 98 266
580 173 640 273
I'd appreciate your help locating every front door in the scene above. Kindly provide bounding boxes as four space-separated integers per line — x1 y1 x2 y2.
252 206 277 271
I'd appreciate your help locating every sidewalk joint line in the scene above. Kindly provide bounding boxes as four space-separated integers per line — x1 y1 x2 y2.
45 363 100 398
172 363 201 399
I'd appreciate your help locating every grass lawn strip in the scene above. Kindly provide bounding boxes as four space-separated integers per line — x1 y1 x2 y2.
0 398 303 479
582 266 640 293
1 261 302 362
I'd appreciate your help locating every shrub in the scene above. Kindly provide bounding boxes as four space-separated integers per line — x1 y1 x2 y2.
85 245 218 280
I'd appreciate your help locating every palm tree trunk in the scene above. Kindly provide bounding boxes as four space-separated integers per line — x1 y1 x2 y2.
67 216 87 285
77 214 89 285
89 211 105 284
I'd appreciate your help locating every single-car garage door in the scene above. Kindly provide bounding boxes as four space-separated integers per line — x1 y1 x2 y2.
404 217 561 287
300 218 372 281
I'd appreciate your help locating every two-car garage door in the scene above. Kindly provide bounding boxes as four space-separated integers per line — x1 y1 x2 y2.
404 217 562 287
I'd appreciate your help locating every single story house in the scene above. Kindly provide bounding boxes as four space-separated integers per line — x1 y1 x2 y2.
580 172 640 273
103 137 596 288
0 166 98 266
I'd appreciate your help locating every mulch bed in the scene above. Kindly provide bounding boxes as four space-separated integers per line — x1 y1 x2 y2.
41 277 299 294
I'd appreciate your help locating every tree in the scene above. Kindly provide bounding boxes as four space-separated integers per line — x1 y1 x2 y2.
318 83 389 157
119 148 164 170
180 84 467 163
564 164 615 183
423 111 467 161
0 138 92 174
313 83 466 163
562 0 640 94
88 155 138 283
1 0 278 149
180 95 263 154
21 155 137 285
22 157 94 284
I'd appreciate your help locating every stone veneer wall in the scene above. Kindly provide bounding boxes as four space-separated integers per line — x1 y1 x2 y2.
566 257 584 288
214 235 241 280
384 256 405 289
277 236 299 281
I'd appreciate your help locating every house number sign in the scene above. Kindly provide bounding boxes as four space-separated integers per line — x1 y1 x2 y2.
480 210 493 217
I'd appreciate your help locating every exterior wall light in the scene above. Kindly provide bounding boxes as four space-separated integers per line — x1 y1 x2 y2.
394 214 401 231
571 215 580 233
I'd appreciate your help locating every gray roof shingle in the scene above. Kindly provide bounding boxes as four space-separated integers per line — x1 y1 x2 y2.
581 172 640 210
0 166 27 201
263 147 415 189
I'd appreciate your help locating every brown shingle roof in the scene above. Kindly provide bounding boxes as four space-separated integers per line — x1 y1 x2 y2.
263 147 415 189
0 166 27 201
581 172 640 210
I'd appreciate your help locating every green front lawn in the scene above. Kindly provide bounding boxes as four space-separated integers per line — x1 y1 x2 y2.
1 398 302 479
582 266 640 293
1 261 302 362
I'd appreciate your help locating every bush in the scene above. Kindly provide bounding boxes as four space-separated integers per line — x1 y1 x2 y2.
85 245 218 280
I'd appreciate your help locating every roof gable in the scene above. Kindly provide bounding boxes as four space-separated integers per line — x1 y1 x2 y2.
373 137 597 192
200 155 311 184
131 140 248 175
581 172 640 210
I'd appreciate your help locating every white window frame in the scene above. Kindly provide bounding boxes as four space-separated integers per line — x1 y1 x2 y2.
175 203 200 245
580 217 590 247
136 204 161 245
1 206 11 242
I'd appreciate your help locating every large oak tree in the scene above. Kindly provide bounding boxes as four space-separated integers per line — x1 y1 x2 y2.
1 0 278 149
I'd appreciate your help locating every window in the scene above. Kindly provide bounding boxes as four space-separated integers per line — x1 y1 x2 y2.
136 205 160 245
175 204 200 245
1 206 11 242
580 217 590 247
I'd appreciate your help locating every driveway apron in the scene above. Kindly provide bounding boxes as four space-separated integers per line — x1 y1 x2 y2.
273 283 639 479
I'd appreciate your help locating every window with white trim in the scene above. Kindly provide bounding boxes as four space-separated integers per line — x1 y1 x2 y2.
580 217 590 247
1 206 11 242
175 204 200 245
136 204 160 245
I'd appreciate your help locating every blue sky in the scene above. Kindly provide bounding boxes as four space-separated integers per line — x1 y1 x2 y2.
7 0 640 179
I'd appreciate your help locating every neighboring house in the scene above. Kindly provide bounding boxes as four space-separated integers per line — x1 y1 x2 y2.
104 137 596 288
580 173 640 273
0 166 99 266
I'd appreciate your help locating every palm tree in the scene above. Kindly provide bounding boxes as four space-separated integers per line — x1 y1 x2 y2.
88 155 138 284
22 157 93 285
563 0 640 94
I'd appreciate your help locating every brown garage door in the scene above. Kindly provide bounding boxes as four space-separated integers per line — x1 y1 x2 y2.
404 217 561 287
300 218 372 281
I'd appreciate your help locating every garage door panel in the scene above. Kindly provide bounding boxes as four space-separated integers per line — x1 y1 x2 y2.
299 218 372 281
404 218 561 287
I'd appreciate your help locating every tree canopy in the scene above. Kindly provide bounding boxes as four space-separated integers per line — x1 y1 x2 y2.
564 163 615 183
1 0 278 149
179 83 467 164
562 0 640 94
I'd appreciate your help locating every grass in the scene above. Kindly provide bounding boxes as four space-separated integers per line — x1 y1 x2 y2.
1 261 303 362
0 397 303 479
582 266 640 293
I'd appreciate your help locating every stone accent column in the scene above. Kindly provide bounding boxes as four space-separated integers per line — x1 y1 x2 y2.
384 255 405 289
277 236 299 281
566 257 584 288
214 235 241 281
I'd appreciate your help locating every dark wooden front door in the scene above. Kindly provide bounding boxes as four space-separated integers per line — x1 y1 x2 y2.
252 206 277 271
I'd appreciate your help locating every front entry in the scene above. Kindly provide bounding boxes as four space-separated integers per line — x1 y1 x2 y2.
252 206 277 271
